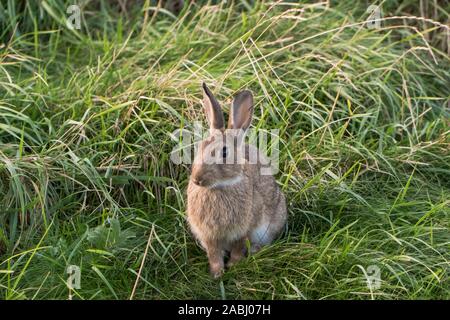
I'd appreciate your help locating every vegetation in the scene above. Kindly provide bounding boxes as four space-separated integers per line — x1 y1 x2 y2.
0 0 449 299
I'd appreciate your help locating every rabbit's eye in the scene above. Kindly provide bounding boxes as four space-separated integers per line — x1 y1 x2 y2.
222 146 228 158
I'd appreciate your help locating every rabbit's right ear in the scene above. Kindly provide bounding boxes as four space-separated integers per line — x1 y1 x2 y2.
228 90 253 131
202 82 224 132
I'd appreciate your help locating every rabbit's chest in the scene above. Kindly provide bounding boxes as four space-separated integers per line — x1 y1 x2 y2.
187 186 253 241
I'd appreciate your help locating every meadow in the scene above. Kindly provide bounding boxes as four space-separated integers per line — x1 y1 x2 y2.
0 0 449 299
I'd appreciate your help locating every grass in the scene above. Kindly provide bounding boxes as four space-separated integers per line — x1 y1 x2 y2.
0 0 449 300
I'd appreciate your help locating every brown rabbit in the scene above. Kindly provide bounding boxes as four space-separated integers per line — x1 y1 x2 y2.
187 83 287 278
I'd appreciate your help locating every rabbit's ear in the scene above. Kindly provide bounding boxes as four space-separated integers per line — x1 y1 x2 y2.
228 90 253 131
202 82 224 132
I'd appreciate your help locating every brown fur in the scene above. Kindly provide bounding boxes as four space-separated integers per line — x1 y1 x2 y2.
186 84 287 278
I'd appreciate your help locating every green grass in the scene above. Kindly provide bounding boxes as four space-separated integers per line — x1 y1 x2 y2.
0 0 449 300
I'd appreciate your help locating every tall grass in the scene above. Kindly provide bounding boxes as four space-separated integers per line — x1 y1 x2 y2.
0 0 449 299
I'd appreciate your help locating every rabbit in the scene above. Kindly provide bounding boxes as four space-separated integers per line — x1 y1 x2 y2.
187 83 287 278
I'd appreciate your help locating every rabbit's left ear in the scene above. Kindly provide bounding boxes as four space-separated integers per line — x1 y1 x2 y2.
228 90 253 131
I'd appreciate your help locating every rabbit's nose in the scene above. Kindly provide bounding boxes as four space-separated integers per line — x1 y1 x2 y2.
192 178 203 186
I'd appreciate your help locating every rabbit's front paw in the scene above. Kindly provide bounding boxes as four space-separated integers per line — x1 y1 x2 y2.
210 264 224 279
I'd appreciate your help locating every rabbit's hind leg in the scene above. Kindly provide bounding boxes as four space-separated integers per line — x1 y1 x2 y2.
250 217 272 249
226 237 246 268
